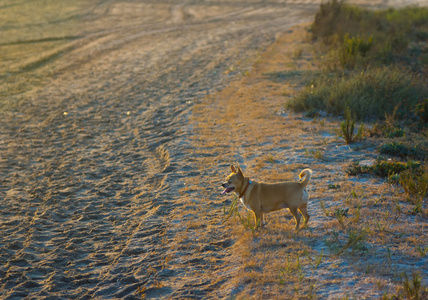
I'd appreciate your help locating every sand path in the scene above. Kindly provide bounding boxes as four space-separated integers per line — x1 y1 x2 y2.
1 0 426 299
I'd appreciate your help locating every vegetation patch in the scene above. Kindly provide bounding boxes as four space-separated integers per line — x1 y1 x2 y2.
311 0 428 70
346 158 422 179
287 67 427 121
347 158 427 205
287 0 428 122
379 142 423 159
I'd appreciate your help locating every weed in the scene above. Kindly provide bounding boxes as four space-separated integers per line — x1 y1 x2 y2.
238 210 260 234
333 208 348 229
383 272 428 299
409 201 424 215
340 107 364 144
416 246 428 257
305 148 325 160
402 272 425 300
222 196 240 224
375 220 388 232
266 156 275 164
320 200 331 216
336 228 368 255
333 207 349 217
223 196 260 234
326 228 368 256
328 183 340 189
313 251 324 270
399 167 428 200
353 204 361 223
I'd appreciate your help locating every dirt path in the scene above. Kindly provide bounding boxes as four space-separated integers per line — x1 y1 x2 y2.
1 0 426 299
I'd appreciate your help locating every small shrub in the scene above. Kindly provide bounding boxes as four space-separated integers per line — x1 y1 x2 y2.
416 246 428 257
385 128 405 138
402 272 426 300
379 142 420 158
340 107 364 144
399 167 428 199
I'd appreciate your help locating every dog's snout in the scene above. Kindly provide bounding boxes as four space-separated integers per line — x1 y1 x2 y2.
222 183 227 188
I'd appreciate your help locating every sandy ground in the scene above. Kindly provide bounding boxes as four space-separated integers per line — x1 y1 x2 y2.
1 0 427 299
189 23 428 299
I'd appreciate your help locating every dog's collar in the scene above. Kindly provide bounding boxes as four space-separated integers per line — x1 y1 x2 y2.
239 180 252 198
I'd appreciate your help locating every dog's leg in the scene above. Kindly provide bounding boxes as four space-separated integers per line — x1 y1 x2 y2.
289 207 301 230
299 204 310 228
260 213 265 227
254 211 263 228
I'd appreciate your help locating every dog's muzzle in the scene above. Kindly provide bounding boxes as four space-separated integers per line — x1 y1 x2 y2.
221 183 235 195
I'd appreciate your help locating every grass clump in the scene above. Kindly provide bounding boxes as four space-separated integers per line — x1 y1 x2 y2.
325 228 368 256
399 168 428 200
287 67 427 121
223 196 260 234
340 107 364 144
383 272 428 300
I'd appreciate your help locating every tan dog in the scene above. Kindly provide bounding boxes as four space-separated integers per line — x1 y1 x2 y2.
221 165 312 230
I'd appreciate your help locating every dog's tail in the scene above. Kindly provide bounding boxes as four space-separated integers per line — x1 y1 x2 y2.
299 169 312 188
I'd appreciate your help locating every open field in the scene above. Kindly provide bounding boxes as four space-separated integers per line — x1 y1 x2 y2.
1 0 427 299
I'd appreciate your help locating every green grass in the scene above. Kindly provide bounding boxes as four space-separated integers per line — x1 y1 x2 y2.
288 1 428 122
287 67 427 121
311 0 428 69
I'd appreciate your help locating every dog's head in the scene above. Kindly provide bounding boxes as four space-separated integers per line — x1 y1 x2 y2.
221 165 245 195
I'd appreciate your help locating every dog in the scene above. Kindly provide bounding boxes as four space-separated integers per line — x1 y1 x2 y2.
221 165 312 230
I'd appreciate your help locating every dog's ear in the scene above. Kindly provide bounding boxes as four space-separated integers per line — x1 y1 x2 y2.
237 166 244 178
230 165 237 173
